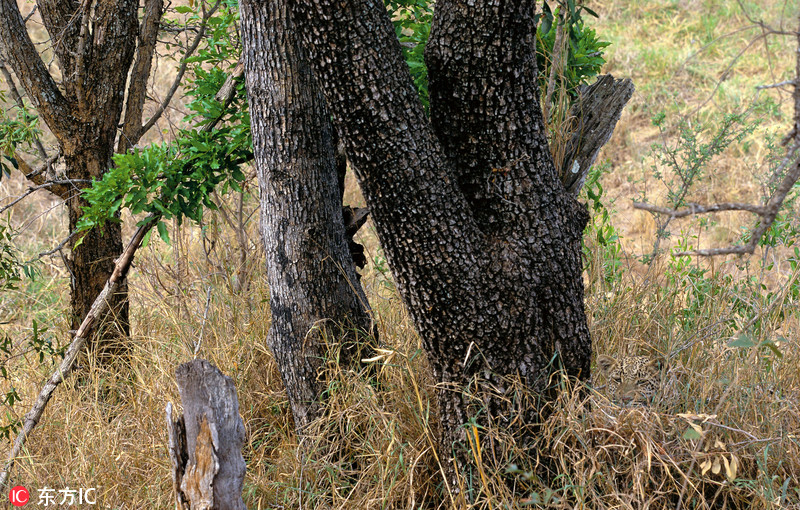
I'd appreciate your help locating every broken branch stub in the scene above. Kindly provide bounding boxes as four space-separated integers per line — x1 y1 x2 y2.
561 74 635 197
167 359 246 510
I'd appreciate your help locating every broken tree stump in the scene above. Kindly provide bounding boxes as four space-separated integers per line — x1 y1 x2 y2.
560 74 635 197
167 359 246 510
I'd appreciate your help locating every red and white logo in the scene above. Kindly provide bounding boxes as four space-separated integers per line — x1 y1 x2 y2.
9 486 29 506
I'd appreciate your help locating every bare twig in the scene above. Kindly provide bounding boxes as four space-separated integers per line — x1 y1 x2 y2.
633 201 767 218
35 229 80 259
0 178 89 216
0 213 160 492
757 79 796 90
194 285 212 356
21 4 36 23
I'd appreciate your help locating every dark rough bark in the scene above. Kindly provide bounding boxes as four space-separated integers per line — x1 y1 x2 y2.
0 0 161 357
240 0 373 431
283 0 596 485
168 359 246 510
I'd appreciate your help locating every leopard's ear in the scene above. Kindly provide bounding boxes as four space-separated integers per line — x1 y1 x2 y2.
596 355 617 374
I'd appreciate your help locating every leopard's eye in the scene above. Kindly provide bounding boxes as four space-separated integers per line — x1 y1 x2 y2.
612 377 622 384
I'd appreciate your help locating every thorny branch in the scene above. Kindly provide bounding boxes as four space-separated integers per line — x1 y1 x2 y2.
636 14 800 258
635 143 800 257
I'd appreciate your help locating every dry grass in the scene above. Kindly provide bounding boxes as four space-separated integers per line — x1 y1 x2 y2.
1 0 800 508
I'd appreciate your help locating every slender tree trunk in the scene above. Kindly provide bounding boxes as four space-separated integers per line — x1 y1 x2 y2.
284 0 591 485
240 0 373 431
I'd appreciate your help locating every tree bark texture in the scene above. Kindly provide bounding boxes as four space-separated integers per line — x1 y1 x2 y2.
240 0 373 431
168 359 246 510
282 0 594 483
0 0 155 356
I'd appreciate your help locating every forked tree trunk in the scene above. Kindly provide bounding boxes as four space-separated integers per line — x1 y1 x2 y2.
0 0 143 358
240 0 373 431
283 0 592 485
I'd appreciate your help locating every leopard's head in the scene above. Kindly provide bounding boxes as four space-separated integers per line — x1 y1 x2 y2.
596 354 661 405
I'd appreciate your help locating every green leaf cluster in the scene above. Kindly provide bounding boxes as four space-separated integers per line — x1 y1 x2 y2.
535 0 610 100
77 126 249 242
0 92 41 178
77 1 250 243
386 0 433 112
0 222 26 291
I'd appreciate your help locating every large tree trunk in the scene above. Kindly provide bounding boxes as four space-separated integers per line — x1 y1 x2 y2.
240 0 373 431
0 0 146 358
282 0 592 486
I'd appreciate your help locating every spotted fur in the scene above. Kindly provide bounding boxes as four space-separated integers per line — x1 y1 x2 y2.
596 354 661 405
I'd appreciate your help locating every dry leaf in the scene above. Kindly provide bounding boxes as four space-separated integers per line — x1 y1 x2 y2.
712 457 721 475
728 454 739 481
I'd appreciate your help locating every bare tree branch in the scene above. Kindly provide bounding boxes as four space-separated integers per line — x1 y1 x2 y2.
633 201 767 217
12 151 68 198
118 0 166 152
0 0 72 137
757 79 796 90
0 178 88 216
139 0 222 136
36 229 80 259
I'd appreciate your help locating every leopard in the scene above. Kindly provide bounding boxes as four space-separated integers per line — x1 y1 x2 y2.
596 354 661 405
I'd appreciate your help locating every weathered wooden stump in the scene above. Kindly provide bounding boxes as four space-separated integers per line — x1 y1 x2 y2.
167 359 246 510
